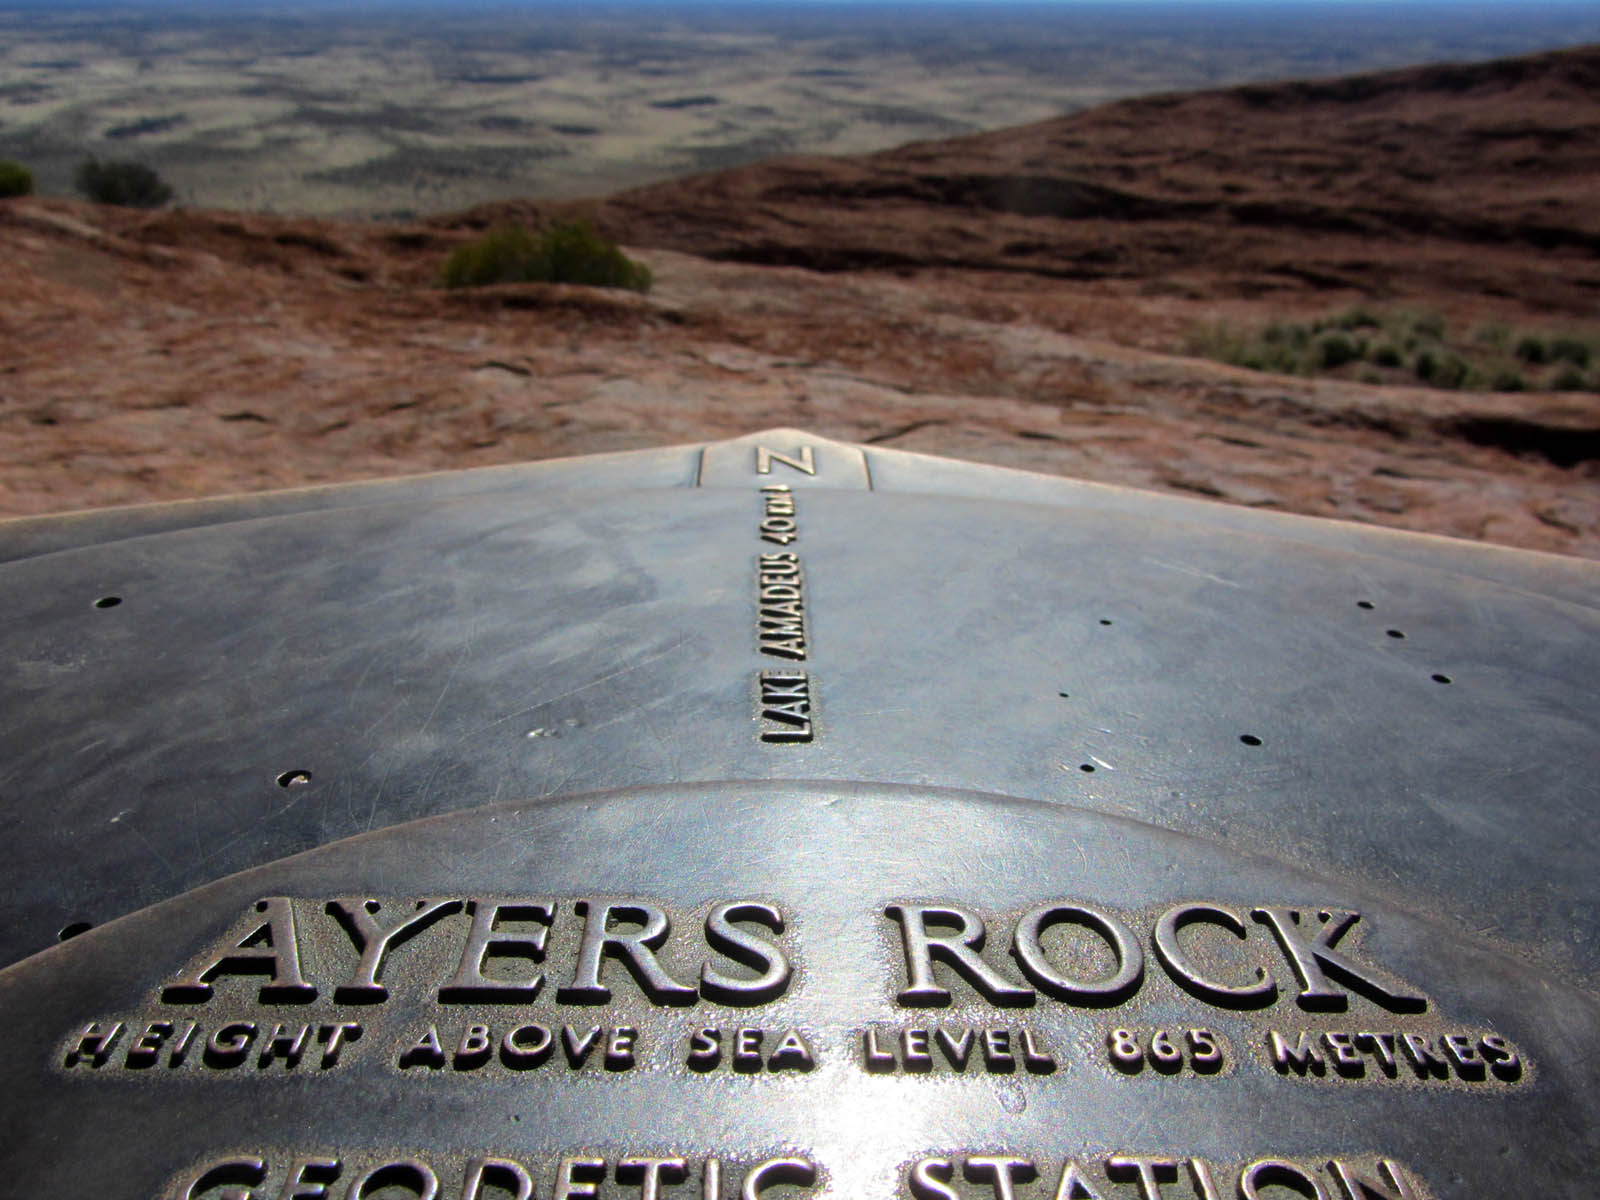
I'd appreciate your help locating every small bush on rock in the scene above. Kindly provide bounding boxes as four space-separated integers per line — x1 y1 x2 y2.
74 159 174 208
1549 336 1590 368
1317 332 1359 368
1433 354 1470 389
1472 322 1510 349
1550 365 1587 391
1514 335 1548 364
1334 304 1383 331
0 159 33 197
1406 309 1447 340
1264 322 1311 349
441 221 652 291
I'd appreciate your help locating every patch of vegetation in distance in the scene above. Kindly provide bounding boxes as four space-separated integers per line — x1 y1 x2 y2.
1184 304 1600 393
1548 336 1590 368
441 221 652 292
0 159 33 197
1415 349 1471 390
1317 331 1360 369
1550 365 1587 392
74 159 174 208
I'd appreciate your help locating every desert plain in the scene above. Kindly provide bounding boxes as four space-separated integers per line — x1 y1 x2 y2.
5 3 1599 216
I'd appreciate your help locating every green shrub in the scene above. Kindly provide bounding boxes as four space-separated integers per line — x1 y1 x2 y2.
1415 351 1469 389
74 159 173 208
441 221 652 291
1335 304 1383 330
1182 320 1235 359
1472 322 1510 349
1359 368 1383 385
1405 309 1446 340
1262 322 1310 351
1185 319 1320 376
1370 342 1403 367
1550 365 1587 391
1263 346 1307 374
1317 332 1359 368
1513 335 1548 364
1433 354 1470 389
0 159 33 198
1549 336 1591 368
1490 367 1526 392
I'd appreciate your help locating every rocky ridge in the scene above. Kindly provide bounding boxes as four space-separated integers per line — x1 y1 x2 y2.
2 44 1597 557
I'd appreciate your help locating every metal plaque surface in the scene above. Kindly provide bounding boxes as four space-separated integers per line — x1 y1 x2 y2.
0 429 1595 1199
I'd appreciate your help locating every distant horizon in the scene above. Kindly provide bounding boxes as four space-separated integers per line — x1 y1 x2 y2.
7 0 1600 39
4 0 1600 9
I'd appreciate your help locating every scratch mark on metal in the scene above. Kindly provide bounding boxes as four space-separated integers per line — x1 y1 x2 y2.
469 636 695 743
1141 556 1241 588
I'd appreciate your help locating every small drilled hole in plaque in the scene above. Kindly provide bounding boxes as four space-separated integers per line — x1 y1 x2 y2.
1387 629 1406 639
1240 734 1263 746
1058 691 1070 699
1357 600 1375 610
1099 618 1113 626
58 922 92 941
1432 673 1453 684
276 769 313 788
93 595 122 609
1079 763 1096 773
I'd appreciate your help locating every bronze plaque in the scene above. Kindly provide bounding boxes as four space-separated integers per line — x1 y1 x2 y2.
0 431 1594 1197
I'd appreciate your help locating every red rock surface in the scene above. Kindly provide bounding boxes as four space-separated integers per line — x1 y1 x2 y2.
2 45 1597 557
